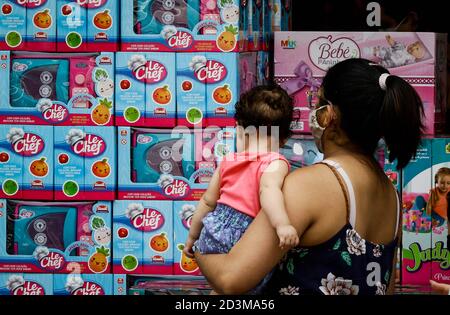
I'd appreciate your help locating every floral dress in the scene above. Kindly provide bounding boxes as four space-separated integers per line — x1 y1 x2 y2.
262 160 400 295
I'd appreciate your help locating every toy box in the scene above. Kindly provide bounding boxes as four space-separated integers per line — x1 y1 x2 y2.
177 52 238 127
279 135 323 171
0 273 53 295
401 139 433 285
26 0 57 51
54 126 116 200
117 127 235 200
430 138 450 284
173 201 201 276
256 50 270 85
274 32 448 135
0 51 115 126
57 0 119 52
113 200 173 275
116 52 176 127
121 0 240 52
54 274 113 295
176 53 207 127
0 1 26 51
0 125 53 200
239 51 257 96
247 0 262 52
0 199 112 274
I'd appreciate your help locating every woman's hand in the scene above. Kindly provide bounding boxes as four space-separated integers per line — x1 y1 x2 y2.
430 280 450 295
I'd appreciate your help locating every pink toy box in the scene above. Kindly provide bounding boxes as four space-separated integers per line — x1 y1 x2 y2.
177 52 238 127
402 139 433 285
54 273 113 295
113 200 173 275
117 126 235 200
173 201 202 276
0 273 53 295
115 52 176 127
0 125 53 200
0 199 112 274
57 0 119 52
0 0 56 51
54 126 116 201
0 51 115 126
121 0 240 52
274 32 448 135
430 138 450 284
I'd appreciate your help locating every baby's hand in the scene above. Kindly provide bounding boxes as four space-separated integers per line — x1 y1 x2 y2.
183 235 197 258
276 225 299 249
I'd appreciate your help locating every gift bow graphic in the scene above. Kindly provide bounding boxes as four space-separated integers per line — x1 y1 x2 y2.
280 61 321 96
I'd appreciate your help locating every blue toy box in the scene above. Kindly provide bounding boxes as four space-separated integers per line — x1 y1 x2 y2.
0 273 53 295
0 125 54 200
54 273 113 295
115 52 177 127
0 199 112 274
54 126 116 201
117 127 235 200
57 0 119 52
121 0 240 52
113 200 173 275
0 0 57 51
0 51 115 126
176 52 238 127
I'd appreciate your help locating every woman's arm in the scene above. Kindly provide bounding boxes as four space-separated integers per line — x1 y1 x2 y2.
194 170 316 294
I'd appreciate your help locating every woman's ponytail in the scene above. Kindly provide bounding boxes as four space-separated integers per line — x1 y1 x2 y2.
379 75 425 169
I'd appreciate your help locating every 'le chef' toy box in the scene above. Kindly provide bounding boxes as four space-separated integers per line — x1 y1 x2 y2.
117 126 235 200
120 0 240 52
0 199 112 274
274 32 447 135
115 52 176 127
54 126 116 201
0 125 54 200
57 0 119 52
113 200 173 275
53 273 113 295
0 51 115 126
0 273 53 295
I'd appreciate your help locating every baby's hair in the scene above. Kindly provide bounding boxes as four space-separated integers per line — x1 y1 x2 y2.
321 58 424 169
235 85 293 142
435 167 450 184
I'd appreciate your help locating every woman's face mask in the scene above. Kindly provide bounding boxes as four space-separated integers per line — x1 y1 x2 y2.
309 104 331 153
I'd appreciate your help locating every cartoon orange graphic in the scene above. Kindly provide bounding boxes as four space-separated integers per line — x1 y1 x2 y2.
92 98 112 125
33 10 52 29
93 10 112 30
217 25 238 52
213 85 232 104
152 86 171 105
150 233 169 252
88 246 110 273
30 158 48 177
92 159 111 178
177 244 199 273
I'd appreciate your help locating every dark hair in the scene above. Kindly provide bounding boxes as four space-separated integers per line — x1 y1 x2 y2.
321 58 424 169
235 85 293 142
435 167 450 184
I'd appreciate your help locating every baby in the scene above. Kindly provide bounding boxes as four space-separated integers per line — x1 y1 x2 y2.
427 167 450 248
373 35 425 68
184 85 298 292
